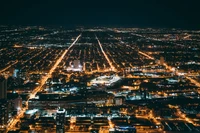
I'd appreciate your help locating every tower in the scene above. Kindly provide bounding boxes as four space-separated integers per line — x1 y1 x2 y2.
0 76 7 99
56 108 66 133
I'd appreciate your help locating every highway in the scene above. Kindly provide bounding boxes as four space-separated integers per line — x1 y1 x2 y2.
138 51 155 60
96 35 117 72
0 60 18 73
6 34 82 132
185 76 200 94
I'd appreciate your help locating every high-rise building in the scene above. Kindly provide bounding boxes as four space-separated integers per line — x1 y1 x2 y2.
56 108 66 133
13 96 22 112
0 99 8 127
0 76 7 99
13 69 19 78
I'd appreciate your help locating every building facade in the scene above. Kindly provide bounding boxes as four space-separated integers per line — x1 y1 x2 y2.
56 108 66 133
0 76 7 99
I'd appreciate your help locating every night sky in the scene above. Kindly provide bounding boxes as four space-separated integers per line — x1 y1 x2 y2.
0 0 200 28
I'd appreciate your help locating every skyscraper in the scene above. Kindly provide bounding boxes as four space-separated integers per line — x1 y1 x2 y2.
0 76 7 99
56 108 66 133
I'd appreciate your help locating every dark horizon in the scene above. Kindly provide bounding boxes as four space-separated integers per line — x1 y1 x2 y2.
0 0 200 29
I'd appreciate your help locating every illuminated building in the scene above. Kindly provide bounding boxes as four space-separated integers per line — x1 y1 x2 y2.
73 60 81 69
90 75 121 86
109 125 136 133
56 108 66 133
13 69 19 78
13 96 22 112
67 60 82 71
